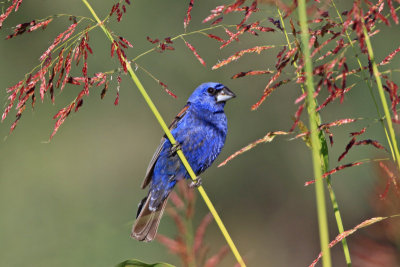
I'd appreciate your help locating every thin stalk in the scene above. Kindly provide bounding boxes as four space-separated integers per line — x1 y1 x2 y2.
131 24 236 62
278 7 351 266
185 216 196 267
363 25 400 171
330 0 395 161
298 1 332 266
322 144 352 267
81 1 246 266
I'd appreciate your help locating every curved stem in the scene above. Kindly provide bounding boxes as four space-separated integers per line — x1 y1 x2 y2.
298 1 332 266
81 1 246 266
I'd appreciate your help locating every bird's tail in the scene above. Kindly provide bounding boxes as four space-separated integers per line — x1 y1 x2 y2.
131 193 169 242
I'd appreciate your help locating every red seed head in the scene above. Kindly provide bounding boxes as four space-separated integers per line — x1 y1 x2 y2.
185 41 206 66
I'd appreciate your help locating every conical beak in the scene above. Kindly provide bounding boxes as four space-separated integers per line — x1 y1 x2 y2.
216 87 236 102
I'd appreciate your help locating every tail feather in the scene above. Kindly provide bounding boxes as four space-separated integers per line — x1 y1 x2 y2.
131 193 169 242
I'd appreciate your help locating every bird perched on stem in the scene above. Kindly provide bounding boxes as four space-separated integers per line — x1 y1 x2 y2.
131 82 235 242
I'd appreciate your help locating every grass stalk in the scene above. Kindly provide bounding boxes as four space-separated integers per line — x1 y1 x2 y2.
322 140 352 266
298 1 332 266
363 24 400 172
81 1 246 266
278 7 351 266
185 218 196 267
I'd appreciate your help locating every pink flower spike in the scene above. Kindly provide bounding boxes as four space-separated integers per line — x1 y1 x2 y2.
28 18 52 32
185 41 206 66
0 0 23 29
380 45 400 65
213 46 274 70
39 23 76 62
118 36 133 48
305 161 365 186
183 0 194 30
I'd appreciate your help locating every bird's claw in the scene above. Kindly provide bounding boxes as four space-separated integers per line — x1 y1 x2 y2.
189 177 202 188
169 142 182 157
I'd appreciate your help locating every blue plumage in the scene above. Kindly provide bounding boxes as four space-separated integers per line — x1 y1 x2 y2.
131 82 235 242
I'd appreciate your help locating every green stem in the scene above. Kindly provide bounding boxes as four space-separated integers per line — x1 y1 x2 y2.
81 1 246 266
323 145 352 267
363 25 400 171
298 1 332 266
278 7 351 266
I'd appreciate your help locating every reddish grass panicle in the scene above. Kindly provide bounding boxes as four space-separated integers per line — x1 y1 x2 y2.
157 181 231 267
0 5 133 139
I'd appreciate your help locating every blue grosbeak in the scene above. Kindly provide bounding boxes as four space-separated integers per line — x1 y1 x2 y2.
131 82 235 242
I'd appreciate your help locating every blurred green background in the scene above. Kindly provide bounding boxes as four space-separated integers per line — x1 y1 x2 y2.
1 1 400 266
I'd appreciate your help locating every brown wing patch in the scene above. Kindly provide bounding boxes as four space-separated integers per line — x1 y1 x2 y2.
167 104 190 131
140 104 190 189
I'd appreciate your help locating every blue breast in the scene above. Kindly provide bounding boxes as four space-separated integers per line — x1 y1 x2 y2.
175 106 227 176
148 105 227 209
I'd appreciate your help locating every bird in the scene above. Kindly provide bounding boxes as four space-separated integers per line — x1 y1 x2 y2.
131 82 236 242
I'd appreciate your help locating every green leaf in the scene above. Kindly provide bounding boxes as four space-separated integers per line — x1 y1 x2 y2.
116 259 176 267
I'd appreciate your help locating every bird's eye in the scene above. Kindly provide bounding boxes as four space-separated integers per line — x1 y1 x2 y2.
207 87 216 95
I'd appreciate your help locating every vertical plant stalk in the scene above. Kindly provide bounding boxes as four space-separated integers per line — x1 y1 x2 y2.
81 1 246 266
185 217 196 267
363 25 400 172
298 1 332 267
278 8 351 266
330 0 395 161
322 142 352 266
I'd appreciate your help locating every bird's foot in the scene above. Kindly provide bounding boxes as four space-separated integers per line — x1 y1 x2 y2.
189 177 202 188
169 142 182 157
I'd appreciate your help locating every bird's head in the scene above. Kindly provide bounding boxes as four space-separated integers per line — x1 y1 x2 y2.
187 82 236 112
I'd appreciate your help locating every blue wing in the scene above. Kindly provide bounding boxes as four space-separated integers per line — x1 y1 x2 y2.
140 104 190 189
